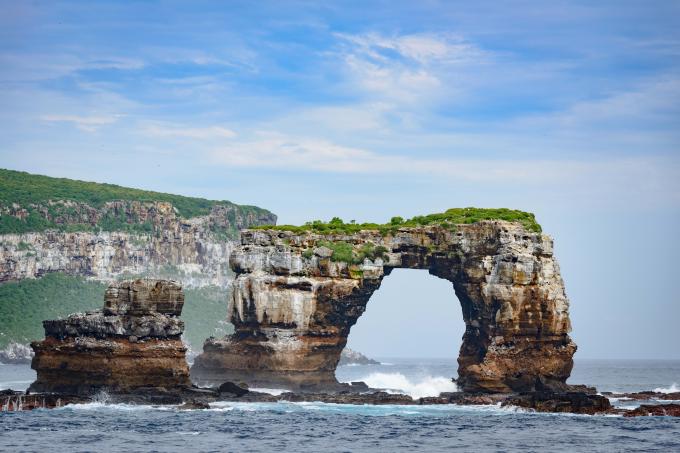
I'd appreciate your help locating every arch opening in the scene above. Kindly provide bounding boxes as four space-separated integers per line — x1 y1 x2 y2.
335 268 465 397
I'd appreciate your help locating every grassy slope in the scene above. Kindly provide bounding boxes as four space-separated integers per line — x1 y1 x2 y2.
0 168 273 234
0 273 232 349
254 207 542 235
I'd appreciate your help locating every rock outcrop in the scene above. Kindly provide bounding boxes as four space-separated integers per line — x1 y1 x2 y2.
501 391 612 414
623 404 680 417
29 279 191 395
338 348 380 366
0 200 276 287
191 221 575 393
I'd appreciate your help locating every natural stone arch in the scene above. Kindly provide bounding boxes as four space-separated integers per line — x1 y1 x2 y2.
191 221 575 393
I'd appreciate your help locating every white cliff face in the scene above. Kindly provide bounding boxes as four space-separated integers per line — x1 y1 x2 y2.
0 230 234 288
0 200 277 288
231 273 319 331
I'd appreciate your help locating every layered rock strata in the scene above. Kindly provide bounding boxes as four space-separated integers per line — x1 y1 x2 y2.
29 279 191 395
191 221 575 393
0 201 276 287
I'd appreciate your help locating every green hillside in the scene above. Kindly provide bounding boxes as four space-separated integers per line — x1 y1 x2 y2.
0 273 232 350
0 168 274 235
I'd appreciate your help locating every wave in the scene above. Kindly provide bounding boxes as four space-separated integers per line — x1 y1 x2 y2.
250 388 289 396
353 372 458 399
653 383 679 393
62 402 174 412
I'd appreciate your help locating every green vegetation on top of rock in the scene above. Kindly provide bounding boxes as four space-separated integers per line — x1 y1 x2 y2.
253 208 542 235
0 168 274 235
313 241 389 264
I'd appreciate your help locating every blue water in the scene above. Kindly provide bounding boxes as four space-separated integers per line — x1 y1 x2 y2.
2 359 679 452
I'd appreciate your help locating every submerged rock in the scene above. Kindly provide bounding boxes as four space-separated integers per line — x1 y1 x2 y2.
29 279 191 396
623 404 680 417
178 400 211 410
603 391 680 401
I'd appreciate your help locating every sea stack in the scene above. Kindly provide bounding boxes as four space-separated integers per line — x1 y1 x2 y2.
192 219 575 393
29 279 190 395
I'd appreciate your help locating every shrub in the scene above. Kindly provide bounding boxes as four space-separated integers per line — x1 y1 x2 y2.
254 207 542 235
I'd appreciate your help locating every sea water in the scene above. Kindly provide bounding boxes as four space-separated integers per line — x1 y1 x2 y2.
1 359 679 452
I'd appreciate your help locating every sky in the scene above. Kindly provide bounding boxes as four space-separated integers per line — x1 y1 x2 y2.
1 1 679 359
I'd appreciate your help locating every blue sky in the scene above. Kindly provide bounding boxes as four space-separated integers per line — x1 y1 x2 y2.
1 1 679 358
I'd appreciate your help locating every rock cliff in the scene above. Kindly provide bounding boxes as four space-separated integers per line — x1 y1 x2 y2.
29 279 191 395
191 220 575 393
0 200 276 287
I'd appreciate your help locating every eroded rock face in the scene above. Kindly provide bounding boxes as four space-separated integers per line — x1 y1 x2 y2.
0 201 277 287
191 221 576 393
29 279 191 395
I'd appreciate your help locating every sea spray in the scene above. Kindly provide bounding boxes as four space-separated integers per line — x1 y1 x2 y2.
653 383 679 393
357 372 458 399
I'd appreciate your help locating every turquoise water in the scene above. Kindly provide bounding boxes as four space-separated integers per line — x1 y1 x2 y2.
1 359 679 452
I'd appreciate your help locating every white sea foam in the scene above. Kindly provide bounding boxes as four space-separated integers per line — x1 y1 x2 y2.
653 383 679 393
355 372 458 399
63 402 174 412
250 388 289 396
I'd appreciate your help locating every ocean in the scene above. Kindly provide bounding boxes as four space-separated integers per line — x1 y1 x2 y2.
1 358 679 452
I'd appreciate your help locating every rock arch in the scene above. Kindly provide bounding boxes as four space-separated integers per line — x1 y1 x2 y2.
191 221 576 393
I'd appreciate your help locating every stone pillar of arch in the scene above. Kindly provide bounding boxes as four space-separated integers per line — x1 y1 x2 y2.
190 222 576 393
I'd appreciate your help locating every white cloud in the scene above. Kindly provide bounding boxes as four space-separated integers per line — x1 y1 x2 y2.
143 123 236 140
0 54 144 82
209 132 680 203
338 32 482 64
334 32 486 104
41 114 120 132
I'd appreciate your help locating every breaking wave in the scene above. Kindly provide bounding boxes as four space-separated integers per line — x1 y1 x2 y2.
250 388 289 396
356 372 458 399
653 383 679 393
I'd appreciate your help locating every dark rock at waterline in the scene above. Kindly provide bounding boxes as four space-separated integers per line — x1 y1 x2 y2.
623 404 680 417
602 391 680 401
349 381 370 391
9 384 680 417
1 389 90 411
218 381 249 397
278 391 416 405
420 392 507 405
178 400 211 410
501 391 612 415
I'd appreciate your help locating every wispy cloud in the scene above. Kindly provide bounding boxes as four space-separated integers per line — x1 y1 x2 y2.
337 32 483 64
334 32 487 103
41 114 121 132
209 132 679 199
143 122 236 139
